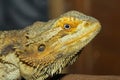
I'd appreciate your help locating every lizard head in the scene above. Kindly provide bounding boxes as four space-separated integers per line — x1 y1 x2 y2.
17 11 101 79
33 11 101 64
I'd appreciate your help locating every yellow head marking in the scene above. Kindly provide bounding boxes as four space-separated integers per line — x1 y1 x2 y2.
55 17 82 33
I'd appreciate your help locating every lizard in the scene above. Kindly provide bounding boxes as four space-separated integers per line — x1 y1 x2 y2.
0 10 101 80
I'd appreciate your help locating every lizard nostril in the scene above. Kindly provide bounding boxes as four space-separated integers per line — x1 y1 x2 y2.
84 22 90 27
38 44 46 52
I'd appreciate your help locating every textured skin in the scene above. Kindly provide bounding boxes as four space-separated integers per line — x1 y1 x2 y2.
0 11 101 80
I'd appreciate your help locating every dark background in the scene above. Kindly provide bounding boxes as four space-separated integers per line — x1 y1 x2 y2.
0 0 48 30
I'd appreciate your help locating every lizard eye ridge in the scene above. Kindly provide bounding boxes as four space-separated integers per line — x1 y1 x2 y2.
64 24 71 29
38 44 46 52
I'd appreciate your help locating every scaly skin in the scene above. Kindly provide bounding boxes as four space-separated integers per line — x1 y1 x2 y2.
0 11 101 80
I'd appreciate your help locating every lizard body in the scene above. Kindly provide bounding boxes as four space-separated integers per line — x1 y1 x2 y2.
0 11 101 80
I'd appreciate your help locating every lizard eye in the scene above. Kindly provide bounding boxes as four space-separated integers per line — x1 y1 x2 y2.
38 44 46 52
64 24 71 29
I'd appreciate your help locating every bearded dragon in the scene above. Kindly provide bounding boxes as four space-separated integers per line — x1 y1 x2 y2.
0 11 101 80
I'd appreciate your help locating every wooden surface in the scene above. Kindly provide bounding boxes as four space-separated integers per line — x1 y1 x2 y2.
61 74 120 80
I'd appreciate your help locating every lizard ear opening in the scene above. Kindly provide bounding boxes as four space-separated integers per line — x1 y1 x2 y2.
38 44 46 52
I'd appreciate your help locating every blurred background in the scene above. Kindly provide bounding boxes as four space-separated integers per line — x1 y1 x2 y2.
0 0 120 75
